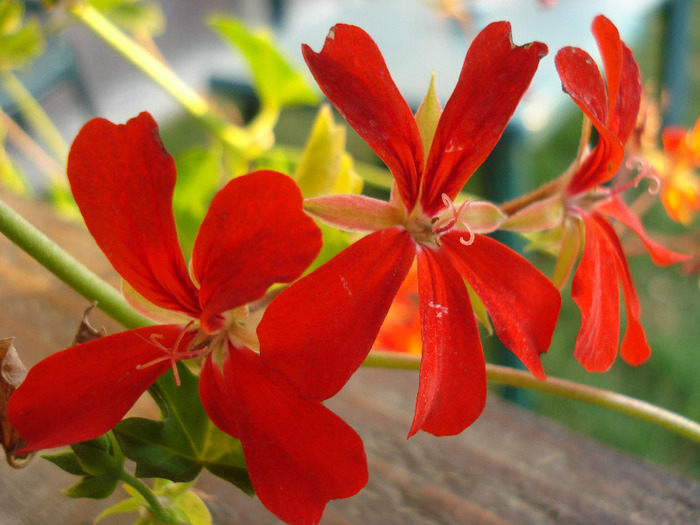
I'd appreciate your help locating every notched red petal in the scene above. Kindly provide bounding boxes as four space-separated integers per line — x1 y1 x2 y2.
303 24 423 210
201 346 367 525
193 171 322 319
67 112 200 317
421 22 547 214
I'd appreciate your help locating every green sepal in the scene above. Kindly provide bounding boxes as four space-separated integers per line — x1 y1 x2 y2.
209 15 317 110
294 104 363 198
415 73 442 159
465 281 492 335
113 363 252 494
552 216 584 290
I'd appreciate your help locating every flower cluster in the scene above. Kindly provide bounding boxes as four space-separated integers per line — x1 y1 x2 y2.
6 14 689 525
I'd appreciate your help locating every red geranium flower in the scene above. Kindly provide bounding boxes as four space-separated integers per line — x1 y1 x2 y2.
8 113 367 525
554 15 689 371
258 23 561 437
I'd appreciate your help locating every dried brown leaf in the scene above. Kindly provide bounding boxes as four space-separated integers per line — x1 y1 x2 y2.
0 337 33 467
71 302 107 346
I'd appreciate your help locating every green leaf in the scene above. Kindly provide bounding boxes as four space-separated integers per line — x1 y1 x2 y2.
71 436 125 477
44 436 125 501
209 15 318 110
41 450 86 476
114 363 252 494
174 490 212 525
293 104 363 198
306 222 351 274
172 147 222 258
93 488 144 524
0 0 45 71
88 0 165 36
63 474 120 500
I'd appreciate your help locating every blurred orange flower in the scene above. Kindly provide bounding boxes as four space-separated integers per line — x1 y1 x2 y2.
655 118 700 224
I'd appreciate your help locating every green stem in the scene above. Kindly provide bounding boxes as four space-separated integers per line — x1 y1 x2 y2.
0 72 69 166
0 197 150 329
363 351 700 443
119 471 178 525
68 2 252 151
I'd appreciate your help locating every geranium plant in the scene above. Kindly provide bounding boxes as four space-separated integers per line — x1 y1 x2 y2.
0 1 698 524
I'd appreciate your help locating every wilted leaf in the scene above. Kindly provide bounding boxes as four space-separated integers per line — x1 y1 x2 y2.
72 302 107 346
0 337 32 467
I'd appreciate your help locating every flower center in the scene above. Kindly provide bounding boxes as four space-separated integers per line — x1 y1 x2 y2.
404 193 475 247
566 157 661 218
136 322 209 386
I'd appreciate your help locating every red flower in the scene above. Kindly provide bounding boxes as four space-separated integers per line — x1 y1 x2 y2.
258 23 561 437
8 113 367 524
555 15 689 371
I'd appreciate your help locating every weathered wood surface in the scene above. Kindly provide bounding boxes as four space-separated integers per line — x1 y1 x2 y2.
1 190 699 524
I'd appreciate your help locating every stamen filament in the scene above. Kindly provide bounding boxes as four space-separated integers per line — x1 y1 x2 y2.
134 322 207 386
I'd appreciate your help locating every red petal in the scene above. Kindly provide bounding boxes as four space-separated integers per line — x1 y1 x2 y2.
558 17 640 195
441 234 560 379
258 227 415 401
592 15 622 119
590 215 651 366
67 113 200 317
555 46 608 133
302 24 423 210
592 15 641 142
192 171 321 328
421 22 547 215
200 347 367 525
571 214 621 372
596 195 691 266
409 246 486 437
8 325 185 451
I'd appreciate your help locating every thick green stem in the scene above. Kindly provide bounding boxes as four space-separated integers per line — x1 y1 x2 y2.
0 72 69 166
119 471 178 525
68 2 252 151
0 197 150 329
363 351 700 444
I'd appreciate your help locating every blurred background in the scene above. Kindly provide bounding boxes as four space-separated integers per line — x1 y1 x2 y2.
2 0 700 483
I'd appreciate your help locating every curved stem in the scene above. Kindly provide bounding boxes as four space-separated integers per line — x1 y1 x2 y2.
119 471 178 525
0 197 150 329
363 351 700 443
